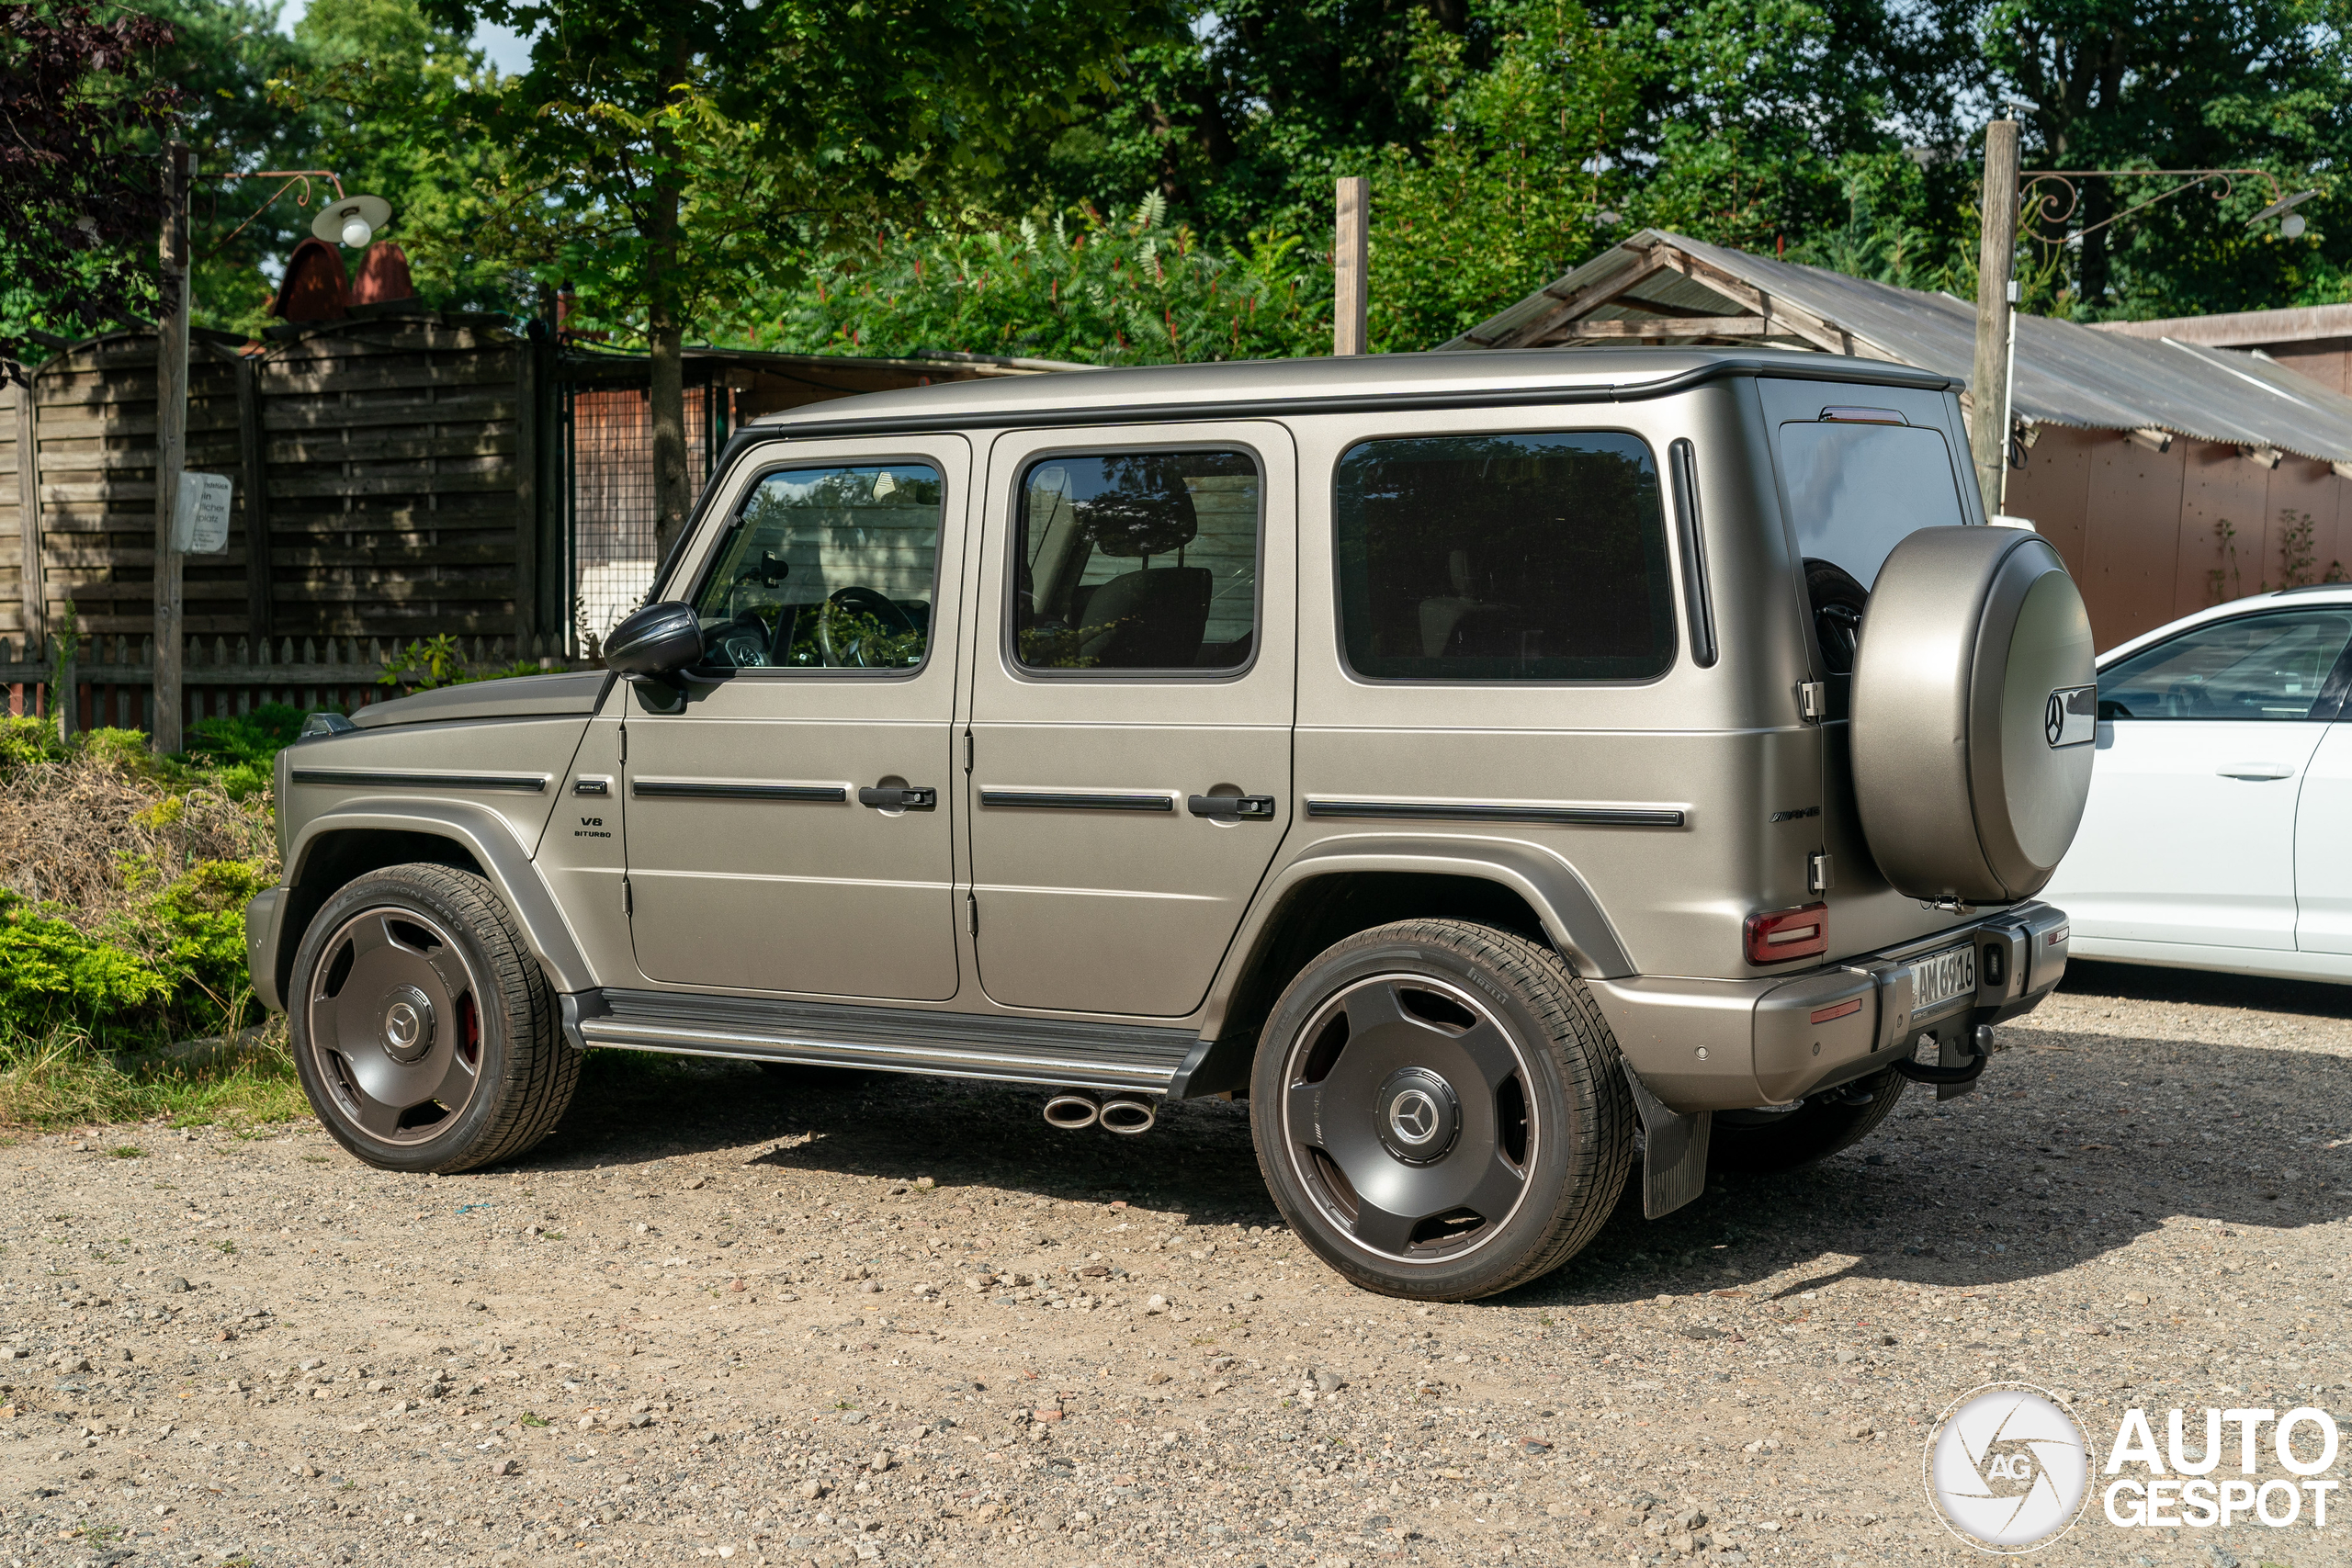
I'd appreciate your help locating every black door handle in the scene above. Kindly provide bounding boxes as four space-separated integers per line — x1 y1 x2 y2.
858 784 937 810
1187 794 1276 819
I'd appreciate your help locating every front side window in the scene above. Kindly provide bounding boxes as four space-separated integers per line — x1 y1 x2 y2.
1012 449 1261 672
1333 431 1674 682
690 463 943 671
2098 611 2352 721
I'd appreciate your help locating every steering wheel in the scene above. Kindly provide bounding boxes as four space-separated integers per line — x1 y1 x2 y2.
817 586 920 669
707 611 773 668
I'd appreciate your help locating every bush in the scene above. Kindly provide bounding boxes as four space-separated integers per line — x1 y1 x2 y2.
0 887 169 1044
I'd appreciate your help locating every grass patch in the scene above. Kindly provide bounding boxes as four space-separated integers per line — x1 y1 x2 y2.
107 1145 143 1158
0 1023 306 1131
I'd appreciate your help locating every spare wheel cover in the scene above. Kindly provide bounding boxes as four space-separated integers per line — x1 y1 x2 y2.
1849 526 2095 903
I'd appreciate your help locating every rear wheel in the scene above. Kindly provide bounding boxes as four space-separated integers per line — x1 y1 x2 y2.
1710 1069 1905 1174
290 863 578 1173
1250 919 1634 1301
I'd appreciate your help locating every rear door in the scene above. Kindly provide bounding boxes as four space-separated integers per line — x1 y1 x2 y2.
2045 607 2352 951
964 423 1295 1017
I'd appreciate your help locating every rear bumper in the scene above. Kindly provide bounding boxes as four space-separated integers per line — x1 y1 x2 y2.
1591 901 2069 1111
243 887 288 1015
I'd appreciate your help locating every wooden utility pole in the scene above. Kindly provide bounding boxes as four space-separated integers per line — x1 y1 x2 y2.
1334 177 1369 355
152 141 190 752
1970 119 2020 517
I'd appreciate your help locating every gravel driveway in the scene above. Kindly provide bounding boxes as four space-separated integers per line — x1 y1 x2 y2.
3 960 2348 1567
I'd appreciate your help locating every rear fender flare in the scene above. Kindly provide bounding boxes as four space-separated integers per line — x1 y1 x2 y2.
282 799 595 997
1199 832 1634 1043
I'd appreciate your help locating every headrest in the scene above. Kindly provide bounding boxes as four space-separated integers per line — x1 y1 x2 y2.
1074 457 1198 557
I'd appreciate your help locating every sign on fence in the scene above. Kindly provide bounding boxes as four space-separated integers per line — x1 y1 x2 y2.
173 471 234 555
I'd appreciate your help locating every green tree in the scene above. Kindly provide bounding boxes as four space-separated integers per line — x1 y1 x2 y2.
413 0 1143 557
761 197 1332 364
1984 0 2352 317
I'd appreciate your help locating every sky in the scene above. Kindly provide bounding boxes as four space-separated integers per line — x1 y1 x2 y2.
274 0 537 73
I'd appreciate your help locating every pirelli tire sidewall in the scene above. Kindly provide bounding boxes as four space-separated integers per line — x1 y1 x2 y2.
1849 526 2096 904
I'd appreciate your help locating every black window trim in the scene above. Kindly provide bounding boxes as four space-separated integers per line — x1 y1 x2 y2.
1001 435 1271 683
2096 606 2352 725
1329 423 1682 688
680 450 956 682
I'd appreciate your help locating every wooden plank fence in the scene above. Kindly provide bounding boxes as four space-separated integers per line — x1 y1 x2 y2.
0 633 592 738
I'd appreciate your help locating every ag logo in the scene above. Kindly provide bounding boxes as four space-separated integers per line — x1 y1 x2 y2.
1923 1383 2088 1552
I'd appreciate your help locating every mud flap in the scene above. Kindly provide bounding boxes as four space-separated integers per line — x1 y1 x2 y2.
1623 1063 1711 1219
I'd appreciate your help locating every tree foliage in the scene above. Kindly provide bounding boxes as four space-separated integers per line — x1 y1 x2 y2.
0 2 184 383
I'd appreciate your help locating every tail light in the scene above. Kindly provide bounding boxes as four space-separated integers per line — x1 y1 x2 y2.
1746 902 1828 964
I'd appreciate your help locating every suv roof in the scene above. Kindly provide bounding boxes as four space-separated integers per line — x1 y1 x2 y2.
744 346 1959 438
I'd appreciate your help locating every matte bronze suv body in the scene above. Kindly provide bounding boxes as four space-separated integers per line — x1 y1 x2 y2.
246 349 2086 1299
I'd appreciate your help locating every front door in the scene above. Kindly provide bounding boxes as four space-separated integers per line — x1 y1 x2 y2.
622 437 968 1000
966 423 1296 1017
2048 605 2352 951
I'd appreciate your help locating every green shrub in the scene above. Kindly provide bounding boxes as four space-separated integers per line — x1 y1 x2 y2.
0 888 169 1045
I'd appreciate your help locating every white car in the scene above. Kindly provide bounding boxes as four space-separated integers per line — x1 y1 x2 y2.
2041 583 2352 981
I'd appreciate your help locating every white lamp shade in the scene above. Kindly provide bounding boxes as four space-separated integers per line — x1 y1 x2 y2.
312 194 392 246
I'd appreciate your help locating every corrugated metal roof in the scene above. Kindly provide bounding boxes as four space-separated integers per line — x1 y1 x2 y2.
1445 229 2352 465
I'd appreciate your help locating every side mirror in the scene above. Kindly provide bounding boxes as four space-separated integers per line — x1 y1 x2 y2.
605 602 703 695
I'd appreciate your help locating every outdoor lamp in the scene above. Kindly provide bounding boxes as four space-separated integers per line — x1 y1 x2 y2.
313 193 394 249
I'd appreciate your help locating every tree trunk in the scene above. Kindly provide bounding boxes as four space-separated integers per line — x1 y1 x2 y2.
647 34 692 565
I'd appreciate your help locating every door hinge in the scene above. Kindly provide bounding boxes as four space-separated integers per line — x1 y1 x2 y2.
622 875 633 916
618 725 628 763
963 730 974 773
1808 851 1835 895
967 890 978 937
1797 681 1828 724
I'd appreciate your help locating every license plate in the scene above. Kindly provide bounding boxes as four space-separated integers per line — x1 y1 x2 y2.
1911 942 1976 1015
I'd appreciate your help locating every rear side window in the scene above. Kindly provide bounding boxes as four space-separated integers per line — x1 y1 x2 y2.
1332 432 1674 682
1777 419 1967 589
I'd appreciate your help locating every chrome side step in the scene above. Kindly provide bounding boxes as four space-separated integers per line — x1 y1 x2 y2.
562 987 1199 1094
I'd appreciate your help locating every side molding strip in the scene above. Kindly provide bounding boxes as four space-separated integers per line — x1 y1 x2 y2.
979 789 1175 813
288 769 548 793
632 780 849 803
569 987 1202 1093
1306 799 1687 829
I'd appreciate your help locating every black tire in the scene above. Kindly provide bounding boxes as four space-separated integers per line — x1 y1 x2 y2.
1250 919 1635 1302
289 863 579 1174
1709 1069 1905 1175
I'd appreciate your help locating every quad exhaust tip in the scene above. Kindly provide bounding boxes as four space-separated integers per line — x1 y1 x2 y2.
1098 1096 1157 1135
1043 1091 1101 1130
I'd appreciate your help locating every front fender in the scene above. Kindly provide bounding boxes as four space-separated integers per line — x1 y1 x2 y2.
261 797 597 1009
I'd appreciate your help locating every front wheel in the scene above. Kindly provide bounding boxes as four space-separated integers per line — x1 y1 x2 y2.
1250 919 1634 1301
289 863 579 1173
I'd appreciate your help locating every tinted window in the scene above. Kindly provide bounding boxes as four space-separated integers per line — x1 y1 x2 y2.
1777 421 1967 589
691 463 942 671
1014 450 1260 671
1332 432 1673 682
2098 610 2352 721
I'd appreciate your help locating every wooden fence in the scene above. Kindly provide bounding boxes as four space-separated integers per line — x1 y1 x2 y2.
6 311 548 649
0 633 589 738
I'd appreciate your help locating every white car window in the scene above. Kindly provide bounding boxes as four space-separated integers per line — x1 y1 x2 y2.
2098 610 2352 722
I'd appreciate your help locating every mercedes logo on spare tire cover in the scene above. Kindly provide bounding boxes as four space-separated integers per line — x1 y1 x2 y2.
1848 527 2098 905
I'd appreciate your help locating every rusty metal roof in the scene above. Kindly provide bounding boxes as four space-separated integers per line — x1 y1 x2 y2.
1444 230 2352 466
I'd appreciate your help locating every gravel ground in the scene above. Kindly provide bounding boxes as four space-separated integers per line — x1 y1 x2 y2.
3 960 2350 1568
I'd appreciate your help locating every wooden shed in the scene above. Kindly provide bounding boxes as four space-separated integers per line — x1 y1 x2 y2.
1449 232 2352 649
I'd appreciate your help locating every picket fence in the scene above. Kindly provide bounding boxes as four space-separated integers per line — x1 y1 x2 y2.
0 633 591 738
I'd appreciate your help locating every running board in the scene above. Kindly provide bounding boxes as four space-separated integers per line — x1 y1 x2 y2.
561 987 1201 1094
